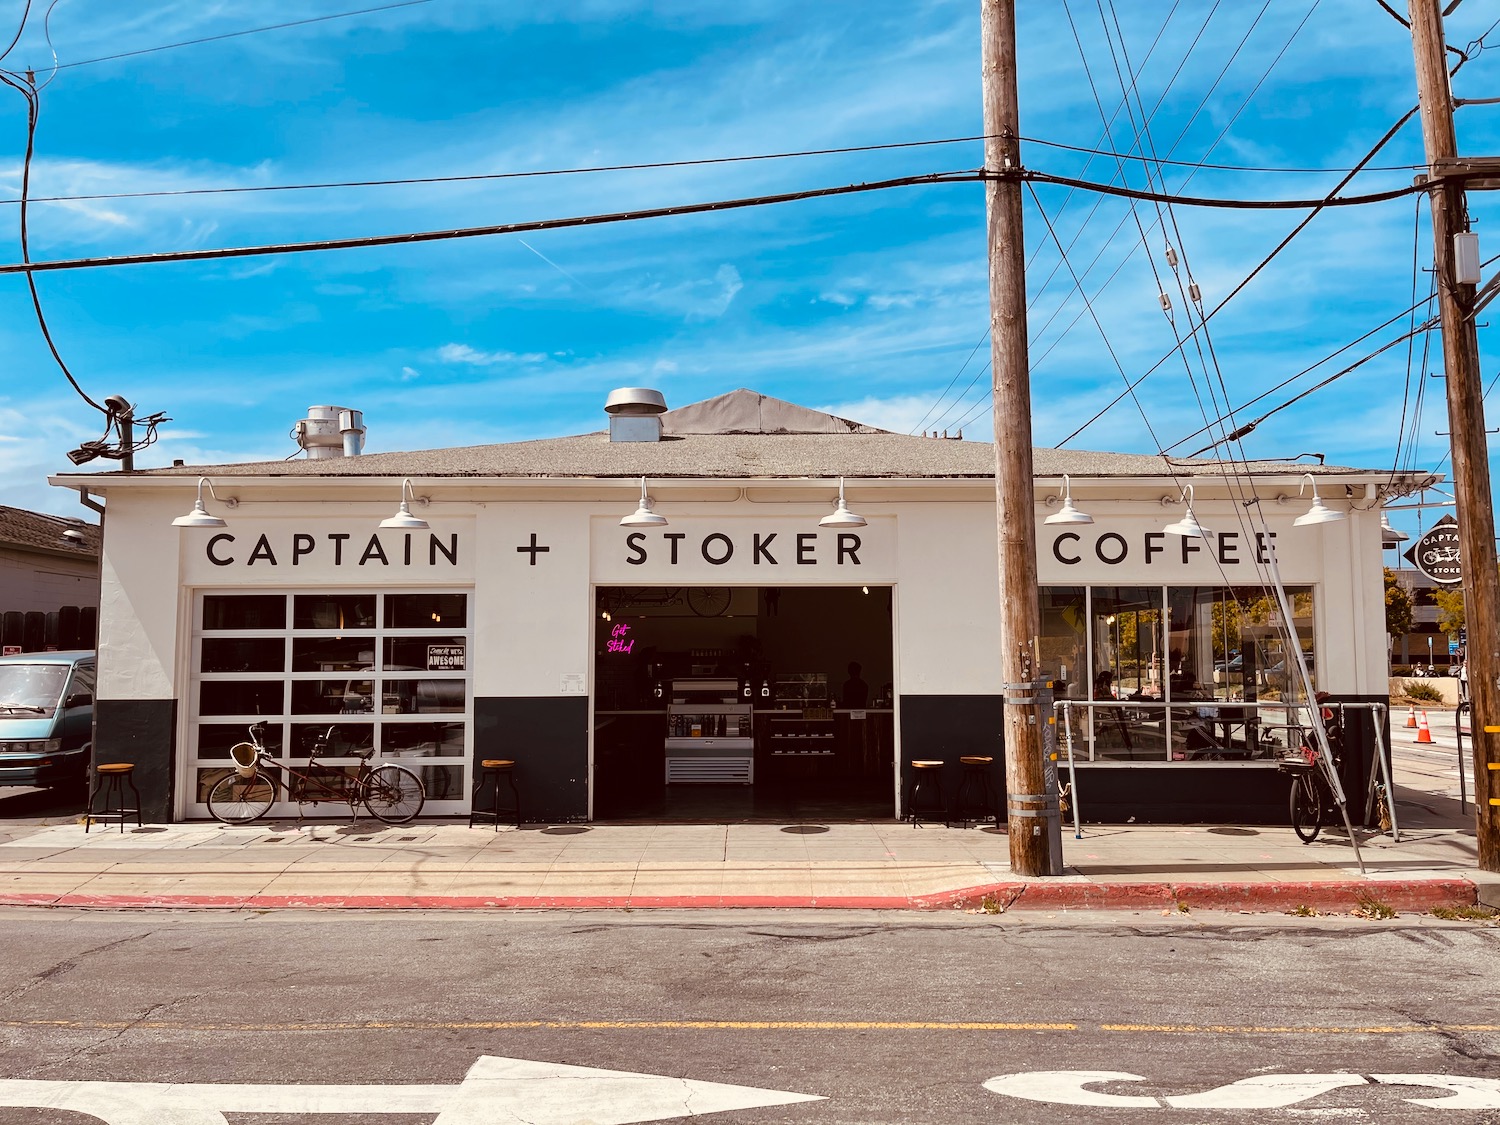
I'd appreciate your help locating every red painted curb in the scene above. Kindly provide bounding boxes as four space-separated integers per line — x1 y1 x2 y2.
0 877 1478 913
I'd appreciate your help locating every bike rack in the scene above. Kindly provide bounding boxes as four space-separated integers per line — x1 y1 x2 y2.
1456 701 1472 813
1051 699 1403 867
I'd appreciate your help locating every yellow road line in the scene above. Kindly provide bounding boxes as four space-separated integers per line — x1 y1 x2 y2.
1100 1023 1500 1034
5 1018 1499 1035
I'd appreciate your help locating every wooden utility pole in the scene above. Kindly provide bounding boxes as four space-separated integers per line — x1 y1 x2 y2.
982 0 1053 876
1409 0 1500 870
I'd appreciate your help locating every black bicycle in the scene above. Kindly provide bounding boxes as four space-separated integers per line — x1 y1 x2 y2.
207 722 424 825
1278 697 1344 843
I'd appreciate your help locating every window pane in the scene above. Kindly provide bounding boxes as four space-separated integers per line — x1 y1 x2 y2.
291 679 378 715
202 637 285 674
385 679 466 714
1038 587 1085 699
203 595 285 631
384 593 467 629
290 722 374 759
198 722 280 759
292 637 376 673
382 721 465 758
293 594 376 630
199 680 283 716
404 763 461 802
383 636 467 671
1090 587 1162 702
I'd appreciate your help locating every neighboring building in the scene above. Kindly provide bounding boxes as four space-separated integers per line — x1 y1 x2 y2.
51 389 1420 826
1388 566 1459 672
0 504 100 652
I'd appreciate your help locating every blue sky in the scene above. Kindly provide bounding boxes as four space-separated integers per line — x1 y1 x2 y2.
1 0 1497 545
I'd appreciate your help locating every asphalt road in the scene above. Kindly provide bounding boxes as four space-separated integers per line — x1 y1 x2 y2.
0 909 1496 1124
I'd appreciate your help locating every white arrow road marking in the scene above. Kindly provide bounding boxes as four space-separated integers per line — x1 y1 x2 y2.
0 1055 825 1125
1373 1074 1500 1109
0 1078 450 1124
1164 1074 1372 1109
984 1071 1500 1111
433 1055 826 1124
981 1071 1160 1107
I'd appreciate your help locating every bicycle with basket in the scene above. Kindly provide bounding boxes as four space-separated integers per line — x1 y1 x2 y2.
206 722 425 825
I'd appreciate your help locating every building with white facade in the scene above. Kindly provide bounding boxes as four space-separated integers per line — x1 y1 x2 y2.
51 389 1415 826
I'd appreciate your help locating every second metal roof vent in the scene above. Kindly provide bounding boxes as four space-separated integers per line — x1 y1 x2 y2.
605 387 667 442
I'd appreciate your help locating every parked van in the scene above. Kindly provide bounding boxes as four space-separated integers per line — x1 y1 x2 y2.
0 650 95 790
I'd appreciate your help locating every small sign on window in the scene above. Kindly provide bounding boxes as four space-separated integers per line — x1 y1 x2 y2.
427 644 466 671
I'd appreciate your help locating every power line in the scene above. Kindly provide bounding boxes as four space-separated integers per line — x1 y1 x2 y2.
1020 135 1423 174
48 0 437 71
0 170 981 274
1056 101 1422 447
0 134 991 207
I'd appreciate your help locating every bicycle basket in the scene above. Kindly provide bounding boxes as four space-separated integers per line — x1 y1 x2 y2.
229 742 259 777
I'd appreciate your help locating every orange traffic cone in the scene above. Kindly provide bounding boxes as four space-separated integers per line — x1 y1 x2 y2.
1405 705 1418 729
1416 710 1434 744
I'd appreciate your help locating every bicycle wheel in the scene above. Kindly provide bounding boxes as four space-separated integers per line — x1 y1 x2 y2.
361 764 424 824
1290 771 1321 843
207 771 278 824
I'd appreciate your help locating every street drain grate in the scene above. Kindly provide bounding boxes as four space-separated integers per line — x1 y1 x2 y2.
781 825 829 834
398 835 418 842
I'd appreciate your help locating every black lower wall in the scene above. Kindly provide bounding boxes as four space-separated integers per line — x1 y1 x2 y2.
93 698 176 822
898 692 1389 826
475 696 589 823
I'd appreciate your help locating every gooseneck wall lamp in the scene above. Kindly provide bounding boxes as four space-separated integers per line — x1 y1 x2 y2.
1163 483 1210 538
1043 475 1094 526
620 477 668 528
378 479 431 530
1292 473 1347 527
818 478 867 528
171 478 237 528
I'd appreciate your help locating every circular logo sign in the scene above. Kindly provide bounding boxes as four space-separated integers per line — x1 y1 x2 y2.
1404 524 1463 585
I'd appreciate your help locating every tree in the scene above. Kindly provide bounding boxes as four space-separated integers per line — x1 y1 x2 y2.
1385 569 1414 640
1434 587 1466 636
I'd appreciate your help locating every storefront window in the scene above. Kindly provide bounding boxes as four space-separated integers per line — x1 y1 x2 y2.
189 589 471 816
1038 587 1085 699
1047 583 1317 764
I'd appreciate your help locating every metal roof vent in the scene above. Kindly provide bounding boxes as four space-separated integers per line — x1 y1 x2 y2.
605 387 667 443
294 405 366 459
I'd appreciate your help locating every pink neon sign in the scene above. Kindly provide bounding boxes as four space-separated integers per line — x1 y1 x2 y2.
606 622 635 655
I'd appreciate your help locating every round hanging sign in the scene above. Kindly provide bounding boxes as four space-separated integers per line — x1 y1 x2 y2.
1403 523 1463 586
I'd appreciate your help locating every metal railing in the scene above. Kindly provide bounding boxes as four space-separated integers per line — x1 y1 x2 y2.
1053 698 1397 872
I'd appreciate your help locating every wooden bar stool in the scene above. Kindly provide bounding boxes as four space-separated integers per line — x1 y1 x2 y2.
954 755 1001 828
904 760 945 828
85 763 142 834
469 759 521 829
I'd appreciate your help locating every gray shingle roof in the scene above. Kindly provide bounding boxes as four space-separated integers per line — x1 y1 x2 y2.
59 390 1384 483
0 505 101 556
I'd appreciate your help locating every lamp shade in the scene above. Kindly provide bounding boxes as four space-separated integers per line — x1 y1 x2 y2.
379 479 430 530
1044 478 1093 525
818 478 867 528
171 500 227 529
1163 484 1209 538
1293 495 1346 527
1381 512 1409 546
1292 473 1345 528
620 477 668 527
172 478 229 528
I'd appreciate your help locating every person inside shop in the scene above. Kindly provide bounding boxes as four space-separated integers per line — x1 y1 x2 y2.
841 661 872 774
841 662 870 709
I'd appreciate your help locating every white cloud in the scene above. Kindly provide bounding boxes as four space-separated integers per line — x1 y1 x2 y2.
436 343 548 366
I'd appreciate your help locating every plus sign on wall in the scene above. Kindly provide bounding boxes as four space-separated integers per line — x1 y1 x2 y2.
517 534 551 565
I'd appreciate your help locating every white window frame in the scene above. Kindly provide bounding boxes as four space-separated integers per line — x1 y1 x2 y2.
183 587 473 819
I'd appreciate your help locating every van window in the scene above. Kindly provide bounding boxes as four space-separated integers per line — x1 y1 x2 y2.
0 664 69 713
68 663 96 703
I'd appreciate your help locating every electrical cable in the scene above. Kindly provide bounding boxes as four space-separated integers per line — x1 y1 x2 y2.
49 0 437 70
0 170 980 275
0 0 29 62
0 67 106 413
0 134 994 208
1056 102 1422 447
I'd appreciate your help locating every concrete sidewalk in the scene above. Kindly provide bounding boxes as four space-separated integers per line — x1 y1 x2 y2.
0 722 1490 915
0 812 1487 914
